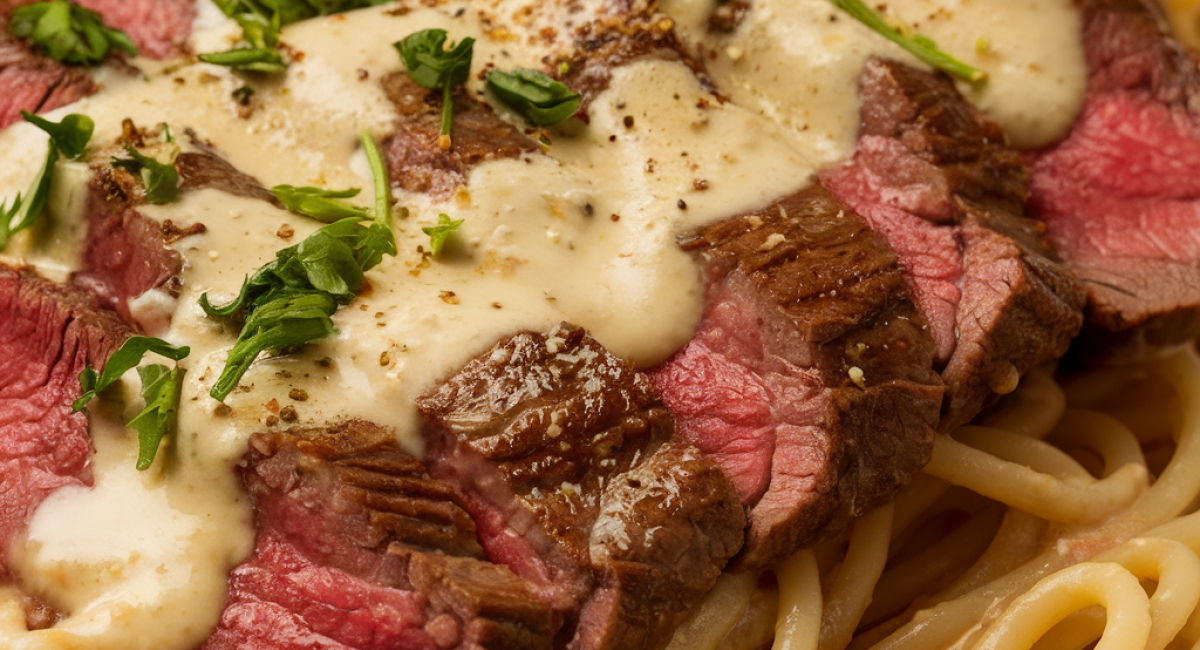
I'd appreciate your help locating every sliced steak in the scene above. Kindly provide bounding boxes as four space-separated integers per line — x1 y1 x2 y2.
381 72 537 200
205 420 557 650
4 0 194 60
417 324 745 650
0 264 132 566
1029 0 1200 357
650 183 943 568
72 168 185 329
0 22 96 129
820 58 1085 428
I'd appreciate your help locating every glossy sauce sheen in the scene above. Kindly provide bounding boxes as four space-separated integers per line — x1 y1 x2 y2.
0 1 1087 648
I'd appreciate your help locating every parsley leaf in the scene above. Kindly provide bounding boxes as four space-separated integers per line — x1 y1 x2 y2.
112 145 180 205
486 68 582 126
422 213 463 256
394 29 475 148
200 132 397 401
830 0 986 83
1 111 95 249
72 336 189 471
9 0 137 66
271 185 369 223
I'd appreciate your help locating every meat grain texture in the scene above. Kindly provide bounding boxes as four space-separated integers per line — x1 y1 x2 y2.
1030 0 1200 358
0 264 131 567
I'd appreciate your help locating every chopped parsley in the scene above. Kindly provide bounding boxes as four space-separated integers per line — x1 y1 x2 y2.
422 213 463 256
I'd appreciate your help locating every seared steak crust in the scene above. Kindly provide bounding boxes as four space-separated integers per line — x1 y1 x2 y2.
208 420 558 650
381 73 537 200
1030 0 1200 358
652 183 943 568
418 324 745 650
822 59 1085 428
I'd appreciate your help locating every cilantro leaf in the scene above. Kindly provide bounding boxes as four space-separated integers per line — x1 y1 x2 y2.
73 336 191 412
128 364 184 470
271 185 369 223
200 132 396 401
394 29 475 147
422 213 463 256
112 145 180 204
486 68 582 126
830 0 986 83
9 1 137 66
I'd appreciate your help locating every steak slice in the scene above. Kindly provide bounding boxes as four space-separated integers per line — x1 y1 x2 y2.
72 168 185 329
1029 0 1200 358
0 263 132 567
417 324 746 650
0 21 96 129
205 420 557 650
381 73 537 200
650 183 943 568
821 58 1085 428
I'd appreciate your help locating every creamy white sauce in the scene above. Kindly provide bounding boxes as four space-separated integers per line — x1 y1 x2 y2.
663 0 1087 152
0 0 1089 647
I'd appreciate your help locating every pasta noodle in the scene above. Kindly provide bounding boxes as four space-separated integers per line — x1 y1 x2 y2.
672 344 1200 650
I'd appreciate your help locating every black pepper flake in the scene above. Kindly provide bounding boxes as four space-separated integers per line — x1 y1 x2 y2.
583 203 594 217
288 388 308 401
608 134 617 142
232 85 255 106
279 405 298 423
677 199 688 210
317 357 333 368
694 179 710 191
265 415 279 427
213 403 232 417
623 115 635 128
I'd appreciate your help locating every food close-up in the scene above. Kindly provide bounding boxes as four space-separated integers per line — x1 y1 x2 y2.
3 0 1200 649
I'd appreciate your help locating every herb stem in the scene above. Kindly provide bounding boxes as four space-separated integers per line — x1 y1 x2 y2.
360 130 391 225
831 0 986 83
441 83 454 139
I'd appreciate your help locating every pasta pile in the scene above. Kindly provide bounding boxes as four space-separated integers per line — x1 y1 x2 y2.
667 346 1200 650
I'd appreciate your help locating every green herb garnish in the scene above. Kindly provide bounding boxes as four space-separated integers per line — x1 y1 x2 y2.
830 0 986 83
73 336 190 471
199 47 286 73
0 111 95 250
422 213 463 256
394 29 475 148
271 185 370 223
9 0 137 65
486 68 582 126
201 0 391 73
112 145 179 205
200 131 397 401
